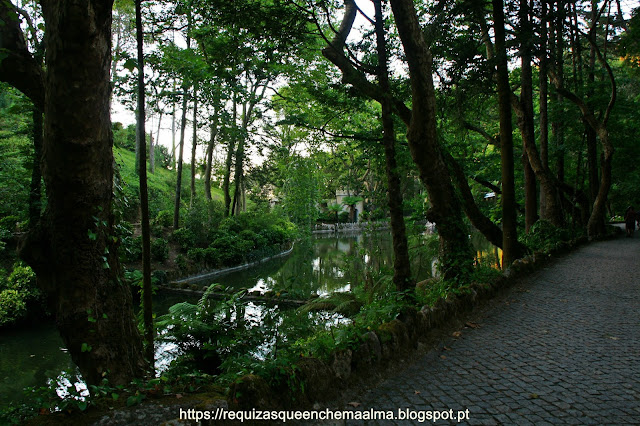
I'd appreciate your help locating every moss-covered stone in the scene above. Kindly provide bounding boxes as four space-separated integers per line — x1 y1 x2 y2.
352 331 382 371
228 374 279 411
377 319 410 359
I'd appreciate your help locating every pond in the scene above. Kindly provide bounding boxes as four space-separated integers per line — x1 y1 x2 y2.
0 229 500 407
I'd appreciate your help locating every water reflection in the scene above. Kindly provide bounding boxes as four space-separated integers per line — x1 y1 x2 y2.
1 229 501 407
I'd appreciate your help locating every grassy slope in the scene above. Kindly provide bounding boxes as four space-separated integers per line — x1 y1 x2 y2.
113 147 225 217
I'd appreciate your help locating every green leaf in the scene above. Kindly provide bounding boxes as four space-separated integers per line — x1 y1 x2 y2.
81 343 92 352
77 401 88 411
88 230 97 240
111 393 119 401
123 58 137 72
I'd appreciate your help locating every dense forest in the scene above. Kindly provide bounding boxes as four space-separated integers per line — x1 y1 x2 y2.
0 0 639 419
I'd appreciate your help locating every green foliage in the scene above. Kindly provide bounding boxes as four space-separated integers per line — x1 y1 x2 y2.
521 220 572 253
0 289 26 326
0 85 33 238
151 238 169 262
0 263 42 327
282 156 320 231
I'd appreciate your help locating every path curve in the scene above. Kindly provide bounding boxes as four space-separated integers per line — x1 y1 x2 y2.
340 236 640 425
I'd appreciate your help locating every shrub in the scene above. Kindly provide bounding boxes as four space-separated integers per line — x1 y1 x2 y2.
151 238 169 263
172 227 197 251
522 220 572 252
0 289 26 326
153 210 173 228
121 235 143 262
187 248 206 264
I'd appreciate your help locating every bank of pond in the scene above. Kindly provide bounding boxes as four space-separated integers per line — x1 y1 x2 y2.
0 230 501 408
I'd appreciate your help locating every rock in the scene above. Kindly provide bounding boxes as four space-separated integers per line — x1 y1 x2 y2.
228 374 278 410
353 331 382 371
295 357 338 403
377 319 410 359
331 349 352 380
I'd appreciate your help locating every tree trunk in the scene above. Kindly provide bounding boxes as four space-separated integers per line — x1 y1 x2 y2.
231 137 245 216
190 84 198 204
20 0 147 386
519 0 538 232
223 99 237 217
539 0 549 219
0 3 44 112
173 88 189 229
204 110 219 201
374 0 414 291
135 0 154 368
172 14 191 229
28 107 43 227
492 0 518 268
171 83 176 165
389 0 473 279
586 0 599 206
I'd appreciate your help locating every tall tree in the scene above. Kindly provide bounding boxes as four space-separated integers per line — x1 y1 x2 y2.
172 9 192 229
18 0 147 385
135 0 154 369
373 0 412 291
491 0 519 267
388 0 473 278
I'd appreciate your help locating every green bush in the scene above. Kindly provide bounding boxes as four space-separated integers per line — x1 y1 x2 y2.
120 234 142 262
0 262 40 326
0 289 27 326
172 227 197 251
521 220 572 253
153 210 173 228
151 238 169 263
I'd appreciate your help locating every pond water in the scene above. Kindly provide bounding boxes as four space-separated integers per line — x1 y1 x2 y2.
0 229 500 407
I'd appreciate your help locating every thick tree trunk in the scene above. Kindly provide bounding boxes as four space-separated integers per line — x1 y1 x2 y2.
374 0 413 291
135 0 154 368
204 111 219 201
390 0 473 279
20 0 147 386
28 107 43 227
492 0 519 268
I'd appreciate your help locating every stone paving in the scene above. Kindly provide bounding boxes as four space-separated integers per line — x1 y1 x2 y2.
339 236 640 425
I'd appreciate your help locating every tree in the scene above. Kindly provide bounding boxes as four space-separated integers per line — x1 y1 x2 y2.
15 0 147 385
135 0 154 369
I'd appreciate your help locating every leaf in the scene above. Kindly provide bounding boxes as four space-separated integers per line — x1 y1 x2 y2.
465 322 480 329
440 355 447 360
111 393 119 401
81 343 92 352
77 401 88 411
452 331 462 338
123 58 138 72
87 230 97 240
414 390 421 395
347 401 360 408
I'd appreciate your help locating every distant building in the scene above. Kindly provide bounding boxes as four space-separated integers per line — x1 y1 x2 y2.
335 189 364 222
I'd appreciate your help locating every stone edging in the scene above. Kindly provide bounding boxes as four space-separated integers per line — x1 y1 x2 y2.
227 233 617 410
167 242 295 286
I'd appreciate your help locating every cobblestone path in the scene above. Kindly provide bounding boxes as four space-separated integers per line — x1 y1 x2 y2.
342 236 640 425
